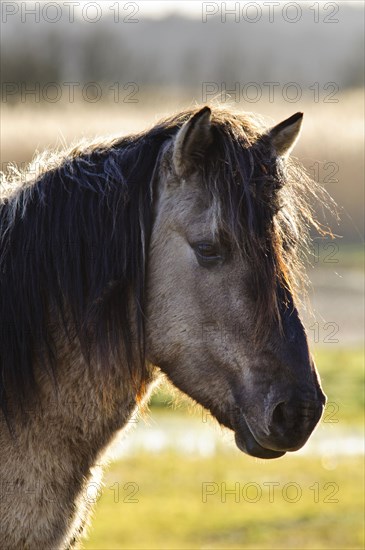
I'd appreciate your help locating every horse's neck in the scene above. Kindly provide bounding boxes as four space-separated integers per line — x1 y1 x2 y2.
0 340 156 549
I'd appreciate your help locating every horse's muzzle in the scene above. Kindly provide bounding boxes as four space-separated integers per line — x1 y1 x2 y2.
233 392 326 458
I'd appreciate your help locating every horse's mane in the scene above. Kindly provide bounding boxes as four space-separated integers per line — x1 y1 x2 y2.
0 107 333 420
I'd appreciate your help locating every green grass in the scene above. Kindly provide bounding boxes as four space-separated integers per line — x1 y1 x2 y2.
314 348 364 425
336 243 364 269
84 453 364 549
83 348 364 549
308 242 364 270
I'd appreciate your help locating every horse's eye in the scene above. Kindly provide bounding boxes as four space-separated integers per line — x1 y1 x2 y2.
192 242 223 267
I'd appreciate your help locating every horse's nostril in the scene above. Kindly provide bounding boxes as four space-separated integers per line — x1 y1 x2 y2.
263 397 324 451
270 398 323 433
271 401 287 427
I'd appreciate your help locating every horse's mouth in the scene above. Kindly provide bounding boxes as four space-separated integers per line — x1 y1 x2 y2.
234 418 286 459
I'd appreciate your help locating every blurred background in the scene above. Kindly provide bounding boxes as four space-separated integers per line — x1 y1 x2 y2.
1 1 364 548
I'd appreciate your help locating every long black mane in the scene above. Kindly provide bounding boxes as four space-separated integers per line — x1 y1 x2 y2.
0 121 175 418
0 107 331 420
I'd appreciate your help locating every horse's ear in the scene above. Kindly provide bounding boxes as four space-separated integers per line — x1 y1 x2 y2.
268 112 303 157
173 106 213 177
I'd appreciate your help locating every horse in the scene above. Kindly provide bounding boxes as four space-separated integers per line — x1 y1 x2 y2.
0 106 329 549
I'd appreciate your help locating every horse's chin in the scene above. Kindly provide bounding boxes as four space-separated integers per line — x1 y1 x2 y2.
234 431 286 459
234 418 286 459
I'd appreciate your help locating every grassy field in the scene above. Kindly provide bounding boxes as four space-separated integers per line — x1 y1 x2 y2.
314 348 364 425
83 348 364 549
84 454 363 550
